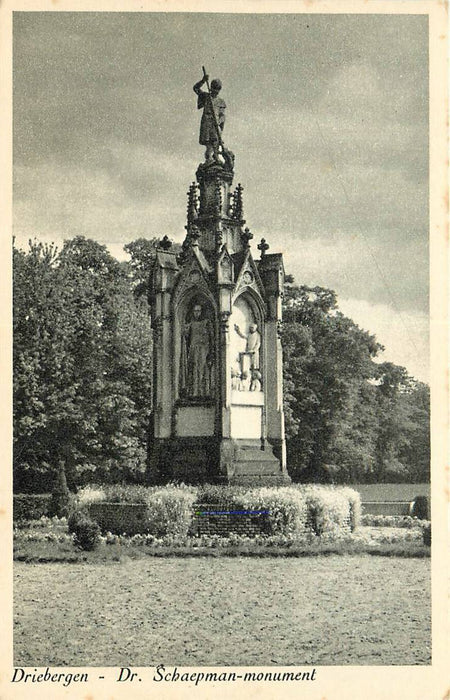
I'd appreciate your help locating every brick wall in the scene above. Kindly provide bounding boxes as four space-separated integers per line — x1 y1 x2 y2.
86 501 354 538
190 503 271 537
88 503 148 535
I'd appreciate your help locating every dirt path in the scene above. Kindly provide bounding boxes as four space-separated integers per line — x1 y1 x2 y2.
14 556 430 666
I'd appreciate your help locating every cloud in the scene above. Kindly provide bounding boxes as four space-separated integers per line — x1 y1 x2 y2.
337 298 429 383
13 153 192 246
12 12 429 380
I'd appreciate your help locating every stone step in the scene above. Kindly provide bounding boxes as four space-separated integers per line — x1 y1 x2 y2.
233 439 279 464
235 449 279 463
233 460 282 476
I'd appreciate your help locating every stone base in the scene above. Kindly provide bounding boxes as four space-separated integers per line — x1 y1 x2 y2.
147 437 290 485
147 437 225 484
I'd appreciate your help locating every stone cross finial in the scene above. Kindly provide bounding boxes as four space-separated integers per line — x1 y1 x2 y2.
257 238 269 257
159 235 173 251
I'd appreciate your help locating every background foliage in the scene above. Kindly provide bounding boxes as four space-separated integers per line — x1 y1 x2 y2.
13 238 429 492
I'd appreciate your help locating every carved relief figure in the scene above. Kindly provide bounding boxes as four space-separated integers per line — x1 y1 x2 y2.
234 322 261 369
180 304 214 398
239 371 250 392
250 369 262 392
231 367 240 390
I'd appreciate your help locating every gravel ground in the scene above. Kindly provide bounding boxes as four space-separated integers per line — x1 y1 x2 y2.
14 556 431 666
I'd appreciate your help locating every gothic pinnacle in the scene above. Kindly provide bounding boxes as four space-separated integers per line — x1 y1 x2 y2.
233 183 244 221
187 182 198 226
214 178 222 218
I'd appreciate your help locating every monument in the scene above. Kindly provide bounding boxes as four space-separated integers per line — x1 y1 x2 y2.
148 69 290 484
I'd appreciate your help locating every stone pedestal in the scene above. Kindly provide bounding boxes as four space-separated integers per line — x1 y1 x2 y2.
147 157 290 485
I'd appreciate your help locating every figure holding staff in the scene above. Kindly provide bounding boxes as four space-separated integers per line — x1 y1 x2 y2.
193 67 227 164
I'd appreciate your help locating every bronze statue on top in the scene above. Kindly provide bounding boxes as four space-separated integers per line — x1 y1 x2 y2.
194 68 234 170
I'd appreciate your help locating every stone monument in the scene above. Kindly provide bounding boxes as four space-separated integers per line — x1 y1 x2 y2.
148 70 290 484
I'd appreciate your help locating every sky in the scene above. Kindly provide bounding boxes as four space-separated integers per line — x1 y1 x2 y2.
13 12 429 382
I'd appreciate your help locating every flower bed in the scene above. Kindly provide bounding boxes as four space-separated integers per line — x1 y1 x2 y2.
361 514 429 529
73 483 360 541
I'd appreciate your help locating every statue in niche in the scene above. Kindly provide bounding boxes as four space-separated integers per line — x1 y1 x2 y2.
234 322 261 369
180 303 214 399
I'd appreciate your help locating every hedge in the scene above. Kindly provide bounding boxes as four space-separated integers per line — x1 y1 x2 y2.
76 483 360 540
13 494 52 522
80 483 197 537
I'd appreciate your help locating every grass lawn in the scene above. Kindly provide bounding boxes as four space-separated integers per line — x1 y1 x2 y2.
354 483 430 502
14 556 430 666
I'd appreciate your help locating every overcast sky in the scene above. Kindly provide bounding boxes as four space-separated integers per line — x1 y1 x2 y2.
13 12 429 381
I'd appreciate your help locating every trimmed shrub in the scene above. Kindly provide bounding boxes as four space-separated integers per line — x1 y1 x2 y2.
78 484 197 536
68 510 101 551
339 487 361 531
104 484 153 504
13 494 51 522
422 523 431 546
240 487 308 536
48 462 71 518
303 486 356 537
411 495 429 521
144 484 197 537
196 484 244 506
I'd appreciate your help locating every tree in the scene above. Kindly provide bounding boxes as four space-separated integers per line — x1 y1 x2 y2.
13 239 79 491
124 237 182 298
282 284 382 483
281 284 430 484
401 381 430 482
13 237 153 491
14 238 430 490
373 365 430 483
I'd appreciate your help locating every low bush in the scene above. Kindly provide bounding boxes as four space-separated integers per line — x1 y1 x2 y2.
68 510 101 551
240 487 308 536
196 484 243 506
77 485 107 506
144 484 197 537
303 486 357 537
103 484 152 504
13 494 52 522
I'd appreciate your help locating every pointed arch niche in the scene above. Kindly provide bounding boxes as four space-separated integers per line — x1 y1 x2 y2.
230 291 264 419
174 288 217 403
